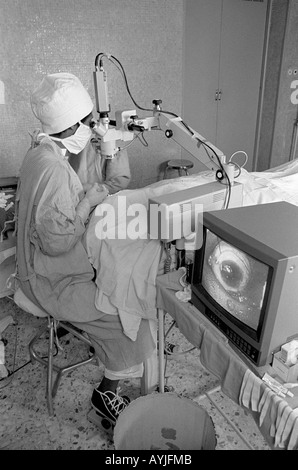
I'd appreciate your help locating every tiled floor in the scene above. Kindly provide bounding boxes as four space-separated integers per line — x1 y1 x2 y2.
0 295 271 451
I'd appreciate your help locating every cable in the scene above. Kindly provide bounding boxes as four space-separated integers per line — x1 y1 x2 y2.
229 150 248 167
97 53 232 208
136 132 149 147
229 150 248 169
223 176 232 209
226 150 248 181
170 116 232 209
229 161 242 179
164 318 196 358
199 139 232 209
177 118 232 208
98 53 182 118
119 133 141 151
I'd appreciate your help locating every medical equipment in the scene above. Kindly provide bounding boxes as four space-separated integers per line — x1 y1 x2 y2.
91 53 244 259
147 180 243 242
192 201 298 367
91 53 235 185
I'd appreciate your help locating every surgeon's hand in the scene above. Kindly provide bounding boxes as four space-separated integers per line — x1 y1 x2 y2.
85 183 108 208
82 183 93 192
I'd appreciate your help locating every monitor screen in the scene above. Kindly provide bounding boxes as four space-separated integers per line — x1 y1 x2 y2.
201 229 270 331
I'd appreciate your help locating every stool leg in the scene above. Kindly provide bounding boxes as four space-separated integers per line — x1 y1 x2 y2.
141 319 158 395
158 308 165 393
29 322 48 364
46 318 55 416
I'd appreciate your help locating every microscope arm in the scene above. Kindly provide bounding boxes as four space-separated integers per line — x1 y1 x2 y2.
92 53 232 181
126 110 232 180
149 111 225 172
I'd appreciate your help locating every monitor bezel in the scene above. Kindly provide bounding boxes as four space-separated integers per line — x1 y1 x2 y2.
192 224 274 343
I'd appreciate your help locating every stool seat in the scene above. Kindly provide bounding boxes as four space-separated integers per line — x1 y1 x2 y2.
164 159 194 178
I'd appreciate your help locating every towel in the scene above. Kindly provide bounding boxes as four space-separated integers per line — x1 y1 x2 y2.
276 407 298 449
256 384 298 449
239 368 263 412
270 397 288 437
287 415 298 450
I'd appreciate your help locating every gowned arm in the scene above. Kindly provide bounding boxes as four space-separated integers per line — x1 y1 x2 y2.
35 198 91 256
103 148 131 194
34 160 92 257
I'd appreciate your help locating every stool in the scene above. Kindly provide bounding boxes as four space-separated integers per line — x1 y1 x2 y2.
164 159 194 178
13 287 96 416
13 287 158 417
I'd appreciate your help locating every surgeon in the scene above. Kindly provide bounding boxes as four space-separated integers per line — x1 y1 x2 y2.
15 72 155 429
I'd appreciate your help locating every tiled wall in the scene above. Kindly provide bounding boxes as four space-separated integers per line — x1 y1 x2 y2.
0 0 184 188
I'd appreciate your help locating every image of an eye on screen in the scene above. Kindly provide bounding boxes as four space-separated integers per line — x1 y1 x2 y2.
202 230 269 330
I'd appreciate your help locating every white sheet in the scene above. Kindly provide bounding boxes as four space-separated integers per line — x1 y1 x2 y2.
84 160 298 340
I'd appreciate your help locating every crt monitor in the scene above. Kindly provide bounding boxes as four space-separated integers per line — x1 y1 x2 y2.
191 201 298 366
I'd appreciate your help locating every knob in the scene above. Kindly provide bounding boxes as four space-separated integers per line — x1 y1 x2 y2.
165 129 173 138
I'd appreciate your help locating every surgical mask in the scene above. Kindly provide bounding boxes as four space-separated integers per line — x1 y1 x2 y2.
51 121 92 154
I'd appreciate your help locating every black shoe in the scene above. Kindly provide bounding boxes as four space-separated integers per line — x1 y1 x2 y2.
164 342 179 355
91 388 130 427
155 385 174 393
56 326 70 339
157 341 179 355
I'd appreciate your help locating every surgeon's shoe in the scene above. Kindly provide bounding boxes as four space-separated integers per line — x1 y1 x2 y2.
90 388 130 435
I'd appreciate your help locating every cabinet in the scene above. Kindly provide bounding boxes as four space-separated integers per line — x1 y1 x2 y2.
182 0 268 172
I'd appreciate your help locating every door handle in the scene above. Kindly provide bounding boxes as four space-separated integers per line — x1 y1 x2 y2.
215 89 222 101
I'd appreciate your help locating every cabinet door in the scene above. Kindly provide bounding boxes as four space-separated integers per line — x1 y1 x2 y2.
183 0 268 172
182 0 222 146
217 0 268 171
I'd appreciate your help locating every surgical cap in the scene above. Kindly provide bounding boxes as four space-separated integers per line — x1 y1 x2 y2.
30 73 94 134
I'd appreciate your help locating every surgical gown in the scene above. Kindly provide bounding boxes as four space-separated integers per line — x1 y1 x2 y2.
16 135 154 371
